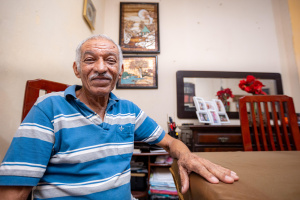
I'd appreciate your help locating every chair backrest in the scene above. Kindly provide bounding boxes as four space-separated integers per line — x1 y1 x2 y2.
239 95 300 151
22 79 69 121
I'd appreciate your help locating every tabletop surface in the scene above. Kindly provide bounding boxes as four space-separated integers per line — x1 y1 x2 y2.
170 151 300 200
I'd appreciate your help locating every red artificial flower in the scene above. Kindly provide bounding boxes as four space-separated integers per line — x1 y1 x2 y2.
239 75 266 95
216 88 234 101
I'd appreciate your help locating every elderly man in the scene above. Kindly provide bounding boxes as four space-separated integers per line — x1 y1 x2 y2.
0 35 238 199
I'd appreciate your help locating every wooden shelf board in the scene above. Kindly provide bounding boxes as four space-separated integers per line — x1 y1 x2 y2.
133 152 169 156
132 190 148 198
150 163 172 167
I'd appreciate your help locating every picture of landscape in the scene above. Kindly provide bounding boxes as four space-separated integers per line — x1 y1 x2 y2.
117 56 158 89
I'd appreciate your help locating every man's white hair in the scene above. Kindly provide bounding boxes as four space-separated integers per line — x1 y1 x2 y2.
75 34 123 72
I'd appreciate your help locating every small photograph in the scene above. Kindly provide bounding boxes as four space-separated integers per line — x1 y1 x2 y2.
205 101 216 110
196 111 211 123
212 99 225 113
209 110 221 125
193 97 207 111
218 113 230 123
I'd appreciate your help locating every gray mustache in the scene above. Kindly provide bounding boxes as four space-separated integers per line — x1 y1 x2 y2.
89 72 113 81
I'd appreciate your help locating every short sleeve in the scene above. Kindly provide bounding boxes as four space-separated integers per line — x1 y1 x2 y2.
133 104 166 144
0 105 54 186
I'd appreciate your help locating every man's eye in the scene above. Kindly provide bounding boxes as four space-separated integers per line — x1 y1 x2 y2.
107 58 117 64
83 58 95 64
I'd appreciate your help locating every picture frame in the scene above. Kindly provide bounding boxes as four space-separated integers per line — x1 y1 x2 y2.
212 99 225 113
116 55 158 89
193 97 207 111
205 101 216 110
119 2 160 54
83 0 96 30
218 113 230 124
196 111 212 123
208 110 221 125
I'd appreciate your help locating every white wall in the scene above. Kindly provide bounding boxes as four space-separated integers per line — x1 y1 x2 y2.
1 0 299 160
0 0 105 160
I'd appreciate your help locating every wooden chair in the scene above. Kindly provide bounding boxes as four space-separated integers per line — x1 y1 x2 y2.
22 79 68 200
239 95 300 151
22 79 69 121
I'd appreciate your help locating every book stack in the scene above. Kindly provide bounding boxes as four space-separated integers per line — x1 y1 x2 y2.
149 168 178 200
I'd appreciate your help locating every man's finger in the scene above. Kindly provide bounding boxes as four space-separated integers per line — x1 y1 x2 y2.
191 163 220 184
178 165 190 194
203 160 239 183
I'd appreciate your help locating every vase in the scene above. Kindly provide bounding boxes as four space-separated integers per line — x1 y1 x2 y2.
223 100 230 112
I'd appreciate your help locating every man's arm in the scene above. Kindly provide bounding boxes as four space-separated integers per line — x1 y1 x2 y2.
156 134 239 194
0 186 33 200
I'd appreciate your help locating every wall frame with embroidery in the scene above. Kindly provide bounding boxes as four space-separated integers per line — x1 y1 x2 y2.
119 2 160 54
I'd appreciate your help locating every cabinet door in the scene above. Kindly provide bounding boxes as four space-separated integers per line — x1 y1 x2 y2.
196 133 242 144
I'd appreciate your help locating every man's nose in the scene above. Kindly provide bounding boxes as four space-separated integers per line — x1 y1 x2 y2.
94 58 108 73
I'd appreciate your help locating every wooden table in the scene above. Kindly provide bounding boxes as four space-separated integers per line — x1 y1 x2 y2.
170 151 300 200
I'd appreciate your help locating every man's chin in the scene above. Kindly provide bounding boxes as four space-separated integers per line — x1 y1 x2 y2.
90 86 114 97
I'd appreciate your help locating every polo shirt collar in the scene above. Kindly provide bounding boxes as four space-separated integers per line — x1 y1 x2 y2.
65 85 79 99
109 92 119 101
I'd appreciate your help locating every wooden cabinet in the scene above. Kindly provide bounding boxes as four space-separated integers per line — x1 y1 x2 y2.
179 125 243 152
131 152 171 199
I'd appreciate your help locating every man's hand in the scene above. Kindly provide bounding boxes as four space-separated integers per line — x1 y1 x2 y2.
177 152 239 194
157 134 239 194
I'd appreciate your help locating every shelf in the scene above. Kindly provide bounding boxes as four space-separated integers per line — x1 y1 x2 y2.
133 152 169 156
150 163 172 167
131 190 148 198
131 151 171 199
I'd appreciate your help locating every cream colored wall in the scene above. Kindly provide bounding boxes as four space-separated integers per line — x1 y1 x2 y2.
288 0 300 82
272 0 300 110
0 0 299 160
0 0 105 160
110 0 300 126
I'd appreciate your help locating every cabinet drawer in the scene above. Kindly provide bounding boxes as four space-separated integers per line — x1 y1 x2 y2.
194 147 243 152
196 133 242 144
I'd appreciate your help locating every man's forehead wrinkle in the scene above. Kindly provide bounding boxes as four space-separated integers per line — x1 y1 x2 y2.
83 38 118 50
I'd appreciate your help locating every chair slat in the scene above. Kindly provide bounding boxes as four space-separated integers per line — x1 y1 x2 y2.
257 102 268 150
279 101 291 150
251 102 261 151
264 102 276 150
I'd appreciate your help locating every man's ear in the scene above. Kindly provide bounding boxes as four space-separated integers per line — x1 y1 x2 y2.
118 64 124 80
73 62 81 78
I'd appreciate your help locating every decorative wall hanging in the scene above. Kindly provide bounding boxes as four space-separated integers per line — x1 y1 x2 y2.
83 0 96 30
117 55 158 89
119 3 160 53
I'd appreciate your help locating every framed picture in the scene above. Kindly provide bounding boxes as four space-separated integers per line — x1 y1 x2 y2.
212 99 225 113
208 110 221 125
116 55 158 89
119 2 160 53
218 113 230 123
196 111 212 123
83 0 96 30
193 97 207 111
205 101 216 110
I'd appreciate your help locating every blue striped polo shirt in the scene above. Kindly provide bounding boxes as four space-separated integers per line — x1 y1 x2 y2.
0 85 165 199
